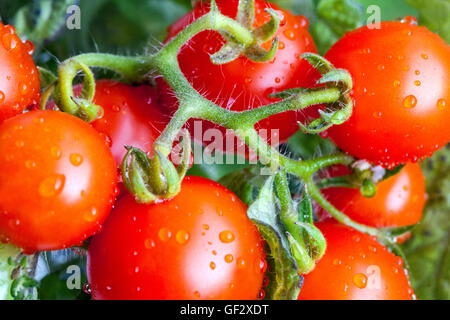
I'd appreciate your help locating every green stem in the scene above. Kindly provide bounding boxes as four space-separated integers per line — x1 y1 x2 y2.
307 180 393 242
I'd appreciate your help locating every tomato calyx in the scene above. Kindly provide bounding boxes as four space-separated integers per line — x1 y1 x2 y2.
209 0 281 64
270 53 354 134
121 130 192 203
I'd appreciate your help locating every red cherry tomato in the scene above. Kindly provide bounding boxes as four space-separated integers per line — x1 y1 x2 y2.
87 80 169 166
87 176 266 300
325 19 450 167
320 163 426 228
0 22 40 122
158 0 319 154
298 221 414 300
0 110 118 252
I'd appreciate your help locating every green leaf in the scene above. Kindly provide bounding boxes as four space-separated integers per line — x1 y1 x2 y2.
0 244 21 300
406 0 450 43
400 145 450 300
247 176 302 300
285 130 337 160
219 165 267 205
311 0 364 54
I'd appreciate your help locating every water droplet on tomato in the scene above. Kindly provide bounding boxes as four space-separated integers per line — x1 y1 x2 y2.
210 261 216 270
158 227 172 242
0 91 4 103
25 160 36 169
283 29 296 40
403 95 417 109
70 153 83 166
50 146 62 159
415 70 420 75
353 273 368 289
219 230 235 243
400 16 418 25
15 140 24 148
437 99 447 111
224 254 234 263
202 224 210 230
237 257 246 269
2 33 17 51
278 41 285 50
144 238 155 249
414 80 421 86
83 283 91 294
193 291 200 298
175 230 190 245
38 174 65 198
258 290 265 300
84 207 98 222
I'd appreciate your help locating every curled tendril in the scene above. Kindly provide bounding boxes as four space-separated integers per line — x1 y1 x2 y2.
210 0 281 64
297 53 354 134
53 60 103 122
121 130 192 204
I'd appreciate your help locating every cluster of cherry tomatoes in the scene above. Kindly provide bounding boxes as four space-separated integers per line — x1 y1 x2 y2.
0 0 448 300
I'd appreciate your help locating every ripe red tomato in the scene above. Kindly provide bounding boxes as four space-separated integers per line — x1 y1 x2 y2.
325 19 450 167
320 163 426 228
298 221 414 300
158 0 319 153
87 176 266 300
0 22 40 122
82 80 168 166
0 110 118 252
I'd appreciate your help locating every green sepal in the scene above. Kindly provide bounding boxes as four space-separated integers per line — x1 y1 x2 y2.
71 97 104 123
236 0 256 29
210 42 244 65
252 8 281 43
360 178 377 198
175 129 192 181
245 38 279 62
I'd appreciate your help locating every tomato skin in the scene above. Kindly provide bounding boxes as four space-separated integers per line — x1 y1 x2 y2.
325 21 450 167
320 163 426 228
84 80 168 166
0 22 40 122
87 176 265 300
298 222 414 300
158 0 319 152
0 110 118 252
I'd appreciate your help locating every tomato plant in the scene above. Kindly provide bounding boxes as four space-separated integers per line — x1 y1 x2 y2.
325 19 450 167
320 163 426 228
87 176 266 300
157 0 319 152
0 22 40 123
82 80 168 166
298 221 414 300
0 110 118 252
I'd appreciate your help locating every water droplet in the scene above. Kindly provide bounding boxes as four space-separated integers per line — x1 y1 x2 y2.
219 230 235 243
372 111 382 118
202 224 209 230
437 99 447 111
158 227 172 242
224 254 234 263
210 262 216 270
403 95 417 109
393 80 401 88
193 291 200 298
70 153 83 166
50 146 62 159
84 207 98 222
258 290 265 300
353 273 368 289
278 41 285 50
274 77 281 84
2 33 17 51
15 140 24 148
400 16 418 25
237 258 246 269
83 283 91 294
414 80 421 86
415 70 421 75
24 40 34 55
333 258 342 266
38 174 65 198
421 53 428 60
144 238 155 249
283 29 296 40
25 160 36 169
175 230 190 245
256 258 267 273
